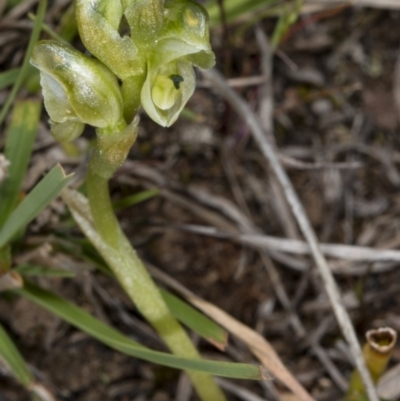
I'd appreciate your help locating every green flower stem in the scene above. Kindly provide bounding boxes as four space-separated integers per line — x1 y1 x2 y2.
122 73 147 123
86 142 226 401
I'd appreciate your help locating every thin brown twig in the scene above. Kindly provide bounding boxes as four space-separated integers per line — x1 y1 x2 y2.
201 68 379 401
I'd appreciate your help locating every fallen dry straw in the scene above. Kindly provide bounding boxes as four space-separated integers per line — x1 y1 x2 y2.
173 224 400 263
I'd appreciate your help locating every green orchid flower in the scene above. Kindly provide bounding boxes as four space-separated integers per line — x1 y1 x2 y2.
76 0 144 80
76 0 215 127
140 0 215 127
30 41 125 140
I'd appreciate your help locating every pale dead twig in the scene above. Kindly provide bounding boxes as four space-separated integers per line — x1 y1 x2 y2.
147 264 316 401
3 0 38 20
312 345 348 392
171 224 400 264
304 0 400 10
215 378 269 401
201 68 379 401
197 75 266 89
279 154 362 170
220 139 252 218
394 53 400 126
256 26 274 143
0 154 10 184
328 143 400 187
307 317 348 392
29 383 58 401
301 285 400 314
377 363 400 400
175 373 193 401
0 271 23 292
255 26 300 241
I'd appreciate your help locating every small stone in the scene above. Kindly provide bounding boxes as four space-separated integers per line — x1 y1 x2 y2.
311 98 332 115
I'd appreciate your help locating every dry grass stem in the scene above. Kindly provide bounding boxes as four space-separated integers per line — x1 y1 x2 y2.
305 0 400 10
172 224 400 264
215 378 268 401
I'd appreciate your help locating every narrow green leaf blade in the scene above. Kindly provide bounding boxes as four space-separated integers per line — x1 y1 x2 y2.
113 189 159 210
0 0 48 125
58 2 78 42
206 0 278 26
15 264 76 278
0 164 73 247
0 324 33 387
160 289 228 349
16 282 261 380
0 100 41 226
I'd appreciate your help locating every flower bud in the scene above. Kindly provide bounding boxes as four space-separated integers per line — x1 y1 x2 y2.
31 41 125 137
76 0 144 80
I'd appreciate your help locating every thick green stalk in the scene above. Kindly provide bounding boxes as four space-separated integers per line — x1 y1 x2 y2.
86 149 226 401
121 73 147 123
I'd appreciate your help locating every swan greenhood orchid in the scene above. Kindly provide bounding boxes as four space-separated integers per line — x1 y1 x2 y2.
31 0 215 136
76 0 215 127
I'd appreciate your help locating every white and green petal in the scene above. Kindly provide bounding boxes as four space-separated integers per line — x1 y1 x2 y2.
141 60 195 127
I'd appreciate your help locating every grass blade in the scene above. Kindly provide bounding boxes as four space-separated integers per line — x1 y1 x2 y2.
206 0 278 26
0 324 56 400
0 100 41 227
15 264 76 278
0 324 33 386
0 0 47 125
0 164 73 248
58 2 78 42
16 281 261 380
0 68 20 90
113 189 159 210
160 289 228 350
